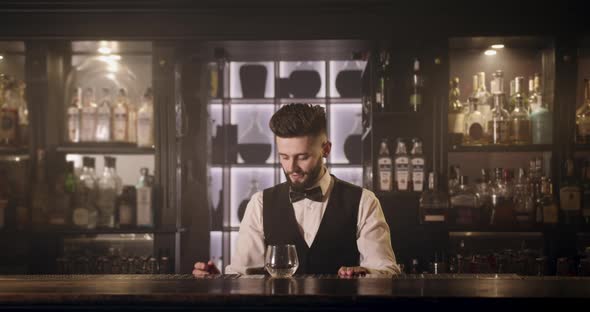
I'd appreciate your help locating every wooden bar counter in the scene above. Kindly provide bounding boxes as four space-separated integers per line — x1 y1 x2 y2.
1 274 589 311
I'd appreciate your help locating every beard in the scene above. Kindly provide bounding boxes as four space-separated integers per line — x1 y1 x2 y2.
283 160 324 192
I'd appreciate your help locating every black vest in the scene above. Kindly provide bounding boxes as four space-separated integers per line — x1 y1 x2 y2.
262 175 362 274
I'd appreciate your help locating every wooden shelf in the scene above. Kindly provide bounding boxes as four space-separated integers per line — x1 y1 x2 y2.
574 144 590 152
0 146 29 156
56 143 155 155
449 144 553 153
26 227 184 235
373 112 426 119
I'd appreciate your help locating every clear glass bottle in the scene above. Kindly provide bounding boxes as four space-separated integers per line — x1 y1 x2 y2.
509 83 532 145
410 138 425 192
528 74 542 113
419 172 449 223
463 97 487 146
560 158 581 225
394 138 410 191
451 176 481 226
448 77 465 146
16 81 28 146
377 139 393 192
67 87 82 143
409 58 423 112
136 167 154 227
97 156 120 228
80 87 97 142
137 88 154 148
0 81 19 146
530 74 552 144
31 149 49 225
95 88 112 142
577 79 590 144
474 72 492 133
488 92 511 145
127 92 138 144
113 88 129 142
73 157 98 229
513 168 534 224
475 169 493 225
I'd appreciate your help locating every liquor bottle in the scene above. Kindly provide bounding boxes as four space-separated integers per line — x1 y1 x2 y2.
513 168 534 224
509 77 527 114
410 138 425 192
560 159 581 225
136 167 154 227
97 156 119 228
540 177 558 224
509 82 532 145
582 160 590 224
52 161 76 226
117 186 136 228
409 58 423 112
451 176 480 226
0 81 19 146
489 71 510 145
490 168 516 225
377 139 393 192
16 81 28 146
475 169 493 225
95 88 112 142
528 74 542 113
448 77 465 146
448 165 461 196
137 88 154 148
127 93 138 143
67 87 82 143
577 79 590 144
419 172 449 223
113 88 129 142
474 72 492 133
31 149 49 225
394 138 410 191
463 97 486 145
530 74 552 144
80 87 97 142
376 50 390 112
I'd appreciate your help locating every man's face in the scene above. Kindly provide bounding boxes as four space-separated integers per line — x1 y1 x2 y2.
276 135 331 191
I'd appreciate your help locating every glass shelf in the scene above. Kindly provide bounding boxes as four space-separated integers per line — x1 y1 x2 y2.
56 143 155 155
449 144 553 153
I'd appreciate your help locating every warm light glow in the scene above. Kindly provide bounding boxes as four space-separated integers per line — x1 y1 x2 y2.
491 44 505 49
107 63 119 72
0 55 3 60
484 49 497 56
98 46 112 55
108 54 121 61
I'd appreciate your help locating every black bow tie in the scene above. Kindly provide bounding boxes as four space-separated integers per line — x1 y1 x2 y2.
289 186 323 203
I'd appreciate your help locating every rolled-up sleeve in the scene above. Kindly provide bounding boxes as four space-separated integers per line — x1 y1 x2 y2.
357 189 401 275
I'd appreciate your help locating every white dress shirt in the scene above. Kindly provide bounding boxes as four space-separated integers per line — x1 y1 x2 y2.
227 167 401 275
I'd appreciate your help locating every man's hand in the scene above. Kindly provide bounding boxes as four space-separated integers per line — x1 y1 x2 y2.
192 260 221 277
338 266 368 278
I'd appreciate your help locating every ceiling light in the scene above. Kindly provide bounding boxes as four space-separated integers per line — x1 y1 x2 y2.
0 55 4 60
484 50 497 56
491 44 505 49
98 46 112 55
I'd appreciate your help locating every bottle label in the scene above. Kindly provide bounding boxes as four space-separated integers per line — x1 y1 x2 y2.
137 187 153 226
560 187 581 211
543 204 559 223
579 119 590 137
137 115 153 146
72 207 90 226
81 109 96 141
448 113 465 134
468 122 484 141
424 215 445 222
119 204 133 225
395 156 409 191
113 111 128 141
67 111 80 142
411 157 424 192
410 94 422 111
95 110 111 141
378 157 392 191
128 111 137 142
0 109 18 142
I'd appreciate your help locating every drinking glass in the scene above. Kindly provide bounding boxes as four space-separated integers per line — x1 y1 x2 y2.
265 244 299 278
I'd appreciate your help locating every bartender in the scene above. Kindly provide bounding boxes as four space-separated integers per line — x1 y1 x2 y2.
194 103 400 277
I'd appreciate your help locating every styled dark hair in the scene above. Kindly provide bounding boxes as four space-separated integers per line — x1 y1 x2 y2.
269 103 327 138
